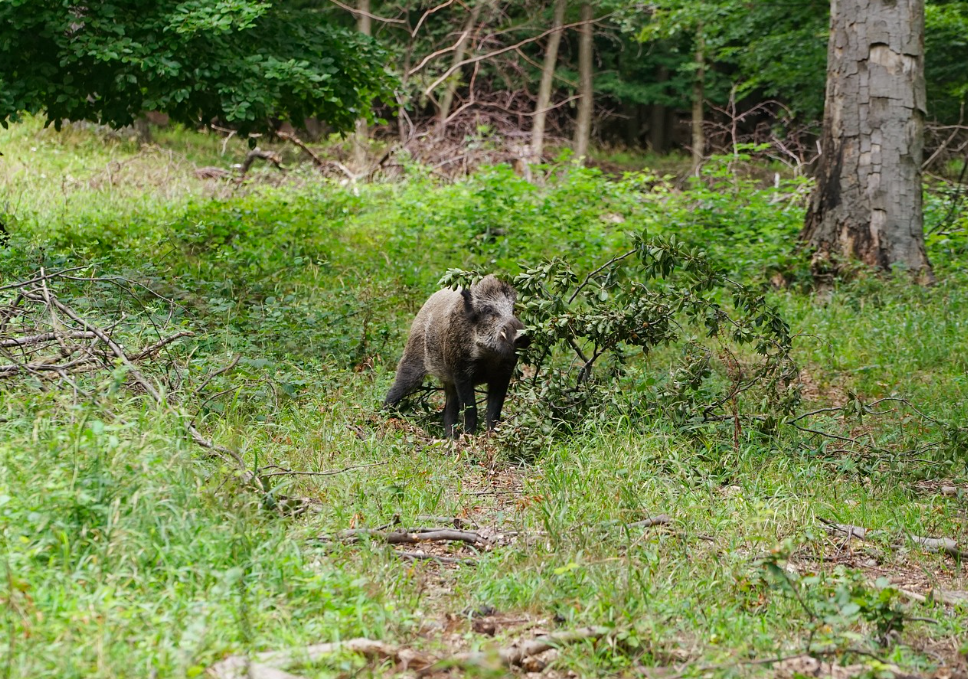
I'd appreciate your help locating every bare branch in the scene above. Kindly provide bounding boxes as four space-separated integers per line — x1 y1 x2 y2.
422 16 609 95
260 461 388 478
326 0 407 25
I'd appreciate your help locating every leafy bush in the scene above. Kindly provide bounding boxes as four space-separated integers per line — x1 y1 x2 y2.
441 229 800 459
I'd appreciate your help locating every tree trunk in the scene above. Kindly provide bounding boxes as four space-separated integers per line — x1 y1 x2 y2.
436 1 486 137
648 65 669 154
573 2 594 159
691 30 705 169
530 0 568 161
352 0 372 170
802 0 932 281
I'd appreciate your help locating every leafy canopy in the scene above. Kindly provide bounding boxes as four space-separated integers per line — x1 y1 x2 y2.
0 0 395 133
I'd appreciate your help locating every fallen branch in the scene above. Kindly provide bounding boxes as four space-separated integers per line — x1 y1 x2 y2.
127 330 195 360
322 527 490 547
208 638 432 679
628 514 672 529
275 131 358 181
820 518 968 560
237 148 284 179
0 330 96 348
260 461 388 478
420 626 610 675
868 578 968 607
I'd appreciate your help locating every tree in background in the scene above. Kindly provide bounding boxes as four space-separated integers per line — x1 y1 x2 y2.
0 0 393 134
802 0 933 281
530 0 568 160
573 1 594 158
353 0 374 167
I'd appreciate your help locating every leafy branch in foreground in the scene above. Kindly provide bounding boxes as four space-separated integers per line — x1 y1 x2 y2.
445 232 801 457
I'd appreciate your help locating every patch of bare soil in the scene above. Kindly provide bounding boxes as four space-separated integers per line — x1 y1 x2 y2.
798 366 850 407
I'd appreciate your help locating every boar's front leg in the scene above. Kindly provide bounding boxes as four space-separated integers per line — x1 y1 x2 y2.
485 372 512 431
443 383 459 438
455 379 478 435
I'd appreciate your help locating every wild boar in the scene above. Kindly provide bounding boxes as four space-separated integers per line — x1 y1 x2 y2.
384 275 528 437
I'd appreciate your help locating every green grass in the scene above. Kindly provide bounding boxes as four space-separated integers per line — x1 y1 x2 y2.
1 118 967 678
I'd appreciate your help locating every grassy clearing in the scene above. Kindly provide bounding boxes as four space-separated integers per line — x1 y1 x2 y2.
1 119 967 678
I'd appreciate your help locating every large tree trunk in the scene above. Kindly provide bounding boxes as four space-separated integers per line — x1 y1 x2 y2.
436 1 486 137
573 2 593 159
690 30 705 169
352 0 371 170
802 0 932 281
530 0 568 161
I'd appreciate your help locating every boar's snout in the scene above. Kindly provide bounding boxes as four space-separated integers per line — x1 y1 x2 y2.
499 319 529 350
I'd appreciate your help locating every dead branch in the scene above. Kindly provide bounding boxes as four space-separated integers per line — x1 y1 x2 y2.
0 330 96 349
1 271 265 494
275 131 358 181
192 354 242 398
628 514 672 529
820 519 968 560
422 16 610 96
127 330 195 360
208 638 433 679
326 0 407 25
322 527 490 547
238 148 285 179
259 461 388 478
868 578 968 607
420 626 610 675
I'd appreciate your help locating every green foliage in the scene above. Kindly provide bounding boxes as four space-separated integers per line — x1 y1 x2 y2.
0 1 394 133
488 231 798 457
926 2 968 123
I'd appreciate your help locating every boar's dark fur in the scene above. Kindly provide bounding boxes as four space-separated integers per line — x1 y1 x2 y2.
384 275 529 437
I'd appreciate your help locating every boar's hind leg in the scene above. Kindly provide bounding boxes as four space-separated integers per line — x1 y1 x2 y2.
384 360 426 407
455 380 478 436
485 372 512 431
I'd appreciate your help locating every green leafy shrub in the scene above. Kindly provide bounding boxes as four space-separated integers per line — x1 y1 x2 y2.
441 229 801 459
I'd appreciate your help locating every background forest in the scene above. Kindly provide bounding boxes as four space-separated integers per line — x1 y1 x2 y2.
1 1 968 678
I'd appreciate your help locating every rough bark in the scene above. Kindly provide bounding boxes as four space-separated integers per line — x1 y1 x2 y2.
530 0 568 161
802 0 932 281
436 1 487 137
352 0 372 170
691 31 705 168
573 2 594 159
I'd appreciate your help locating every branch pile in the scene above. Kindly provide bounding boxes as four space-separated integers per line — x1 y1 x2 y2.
207 627 612 679
0 267 191 384
0 268 352 507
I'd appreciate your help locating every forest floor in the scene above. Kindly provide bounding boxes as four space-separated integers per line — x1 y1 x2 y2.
1 118 967 678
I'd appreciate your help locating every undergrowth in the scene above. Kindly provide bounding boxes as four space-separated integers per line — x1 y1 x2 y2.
1 120 967 678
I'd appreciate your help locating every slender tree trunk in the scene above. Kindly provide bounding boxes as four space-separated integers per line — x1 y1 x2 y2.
531 0 568 161
436 1 486 137
691 30 705 169
801 0 932 281
398 50 412 144
573 2 593 159
648 65 669 154
353 0 372 170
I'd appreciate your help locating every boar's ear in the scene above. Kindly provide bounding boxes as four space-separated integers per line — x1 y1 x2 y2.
461 288 478 320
